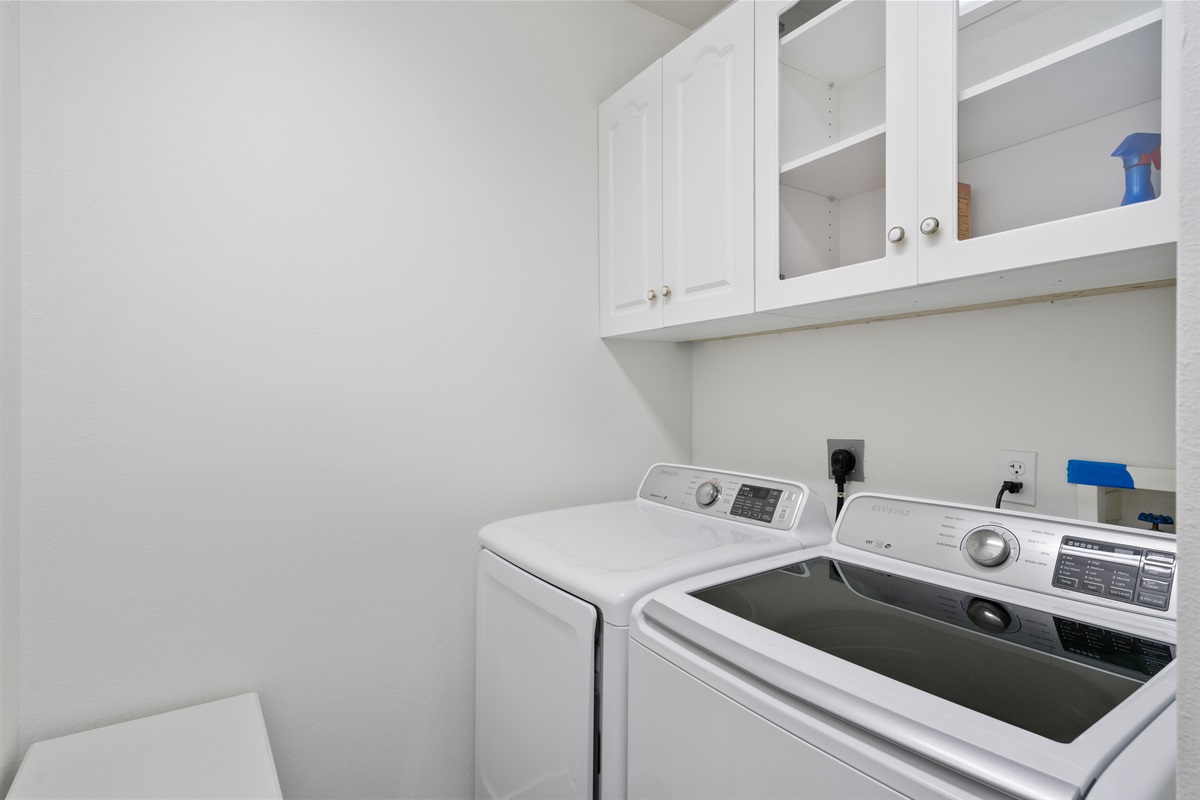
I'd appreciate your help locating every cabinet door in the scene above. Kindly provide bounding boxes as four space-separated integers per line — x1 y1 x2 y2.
916 0 1179 289
661 0 755 327
599 60 664 337
754 0 919 317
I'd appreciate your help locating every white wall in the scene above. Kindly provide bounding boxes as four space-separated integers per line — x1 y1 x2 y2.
0 1 19 792
18 2 689 797
1176 0 1199 794
694 288 1176 524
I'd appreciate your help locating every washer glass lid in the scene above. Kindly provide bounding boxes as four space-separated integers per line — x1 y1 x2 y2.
690 557 1175 743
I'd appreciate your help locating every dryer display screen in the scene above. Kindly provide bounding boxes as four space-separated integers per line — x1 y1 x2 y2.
729 485 781 523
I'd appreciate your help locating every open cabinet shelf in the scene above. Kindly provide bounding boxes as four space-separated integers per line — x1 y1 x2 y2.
959 10 1162 161
780 124 886 199
780 0 884 83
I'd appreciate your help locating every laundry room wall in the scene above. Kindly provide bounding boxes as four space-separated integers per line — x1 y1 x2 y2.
15 2 689 797
692 287 1176 525
0 0 19 790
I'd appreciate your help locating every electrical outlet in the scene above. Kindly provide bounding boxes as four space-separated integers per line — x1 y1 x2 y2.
827 439 865 482
999 450 1037 506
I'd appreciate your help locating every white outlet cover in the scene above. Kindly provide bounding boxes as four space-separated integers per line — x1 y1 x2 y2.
999 450 1037 506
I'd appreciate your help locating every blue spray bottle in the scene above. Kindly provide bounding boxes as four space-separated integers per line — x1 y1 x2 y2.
1111 132 1161 205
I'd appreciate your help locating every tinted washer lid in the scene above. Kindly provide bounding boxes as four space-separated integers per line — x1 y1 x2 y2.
690 556 1173 743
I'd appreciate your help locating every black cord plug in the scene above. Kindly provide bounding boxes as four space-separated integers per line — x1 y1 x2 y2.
831 449 857 518
995 480 1023 508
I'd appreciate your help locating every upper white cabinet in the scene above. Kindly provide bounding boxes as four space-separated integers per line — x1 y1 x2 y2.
601 0 1184 340
599 0 756 338
599 60 663 338
661 0 756 328
756 0 1179 324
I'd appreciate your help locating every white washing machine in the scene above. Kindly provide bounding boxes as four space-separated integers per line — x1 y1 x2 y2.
628 493 1178 800
474 463 832 800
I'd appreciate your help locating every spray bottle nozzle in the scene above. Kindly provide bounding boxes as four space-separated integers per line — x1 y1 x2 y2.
1112 132 1162 169
1112 132 1161 206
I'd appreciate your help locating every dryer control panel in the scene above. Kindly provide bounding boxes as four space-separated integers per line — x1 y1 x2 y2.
638 464 808 533
836 493 1178 619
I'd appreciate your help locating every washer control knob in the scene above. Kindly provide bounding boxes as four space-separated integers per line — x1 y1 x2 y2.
695 480 721 508
966 598 1012 634
964 527 1011 567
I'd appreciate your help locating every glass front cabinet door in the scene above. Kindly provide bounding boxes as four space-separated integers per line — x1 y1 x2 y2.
754 0 919 319
755 0 1180 322
917 0 1179 290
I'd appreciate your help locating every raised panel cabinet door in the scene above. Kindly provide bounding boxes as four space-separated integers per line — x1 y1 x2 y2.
661 0 755 327
599 60 663 337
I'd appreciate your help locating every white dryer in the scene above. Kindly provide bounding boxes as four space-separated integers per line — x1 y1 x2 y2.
474 463 832 800
627 493 1178 800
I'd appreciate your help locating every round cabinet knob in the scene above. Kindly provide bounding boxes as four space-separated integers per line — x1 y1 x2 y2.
646 289 658 302
661 285 672 298
887 226 905 244
964 527 1011 567
695 480 721 508
966 598 1012 634
920 217 940 235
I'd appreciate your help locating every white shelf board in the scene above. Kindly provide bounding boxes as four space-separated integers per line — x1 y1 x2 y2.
959 11 1162 162
780 124 886 199
780 0 885 86
957 0 1018 30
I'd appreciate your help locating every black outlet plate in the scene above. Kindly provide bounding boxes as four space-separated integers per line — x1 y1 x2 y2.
827 439 865 482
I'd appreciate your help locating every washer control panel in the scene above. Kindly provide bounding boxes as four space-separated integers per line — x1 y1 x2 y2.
1053 537 1176 612
638 464 805 532
836 493 1178 619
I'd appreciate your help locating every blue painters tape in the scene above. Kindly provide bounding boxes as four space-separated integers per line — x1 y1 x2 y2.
1067 460 1135 489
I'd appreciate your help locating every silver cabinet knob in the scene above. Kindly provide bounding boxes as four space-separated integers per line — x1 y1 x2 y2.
646 289 658 302
920 217 940 235
660 285 672 298
887 226 905 244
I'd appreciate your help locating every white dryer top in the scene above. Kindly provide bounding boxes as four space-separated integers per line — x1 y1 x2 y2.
479 462 831 627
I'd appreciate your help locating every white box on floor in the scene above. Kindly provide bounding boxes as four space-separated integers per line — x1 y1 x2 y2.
7 692 281 799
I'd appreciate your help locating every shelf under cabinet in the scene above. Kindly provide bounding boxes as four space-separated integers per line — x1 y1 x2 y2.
608 243 1174 342
780 124 885 199
958 10 1162 162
